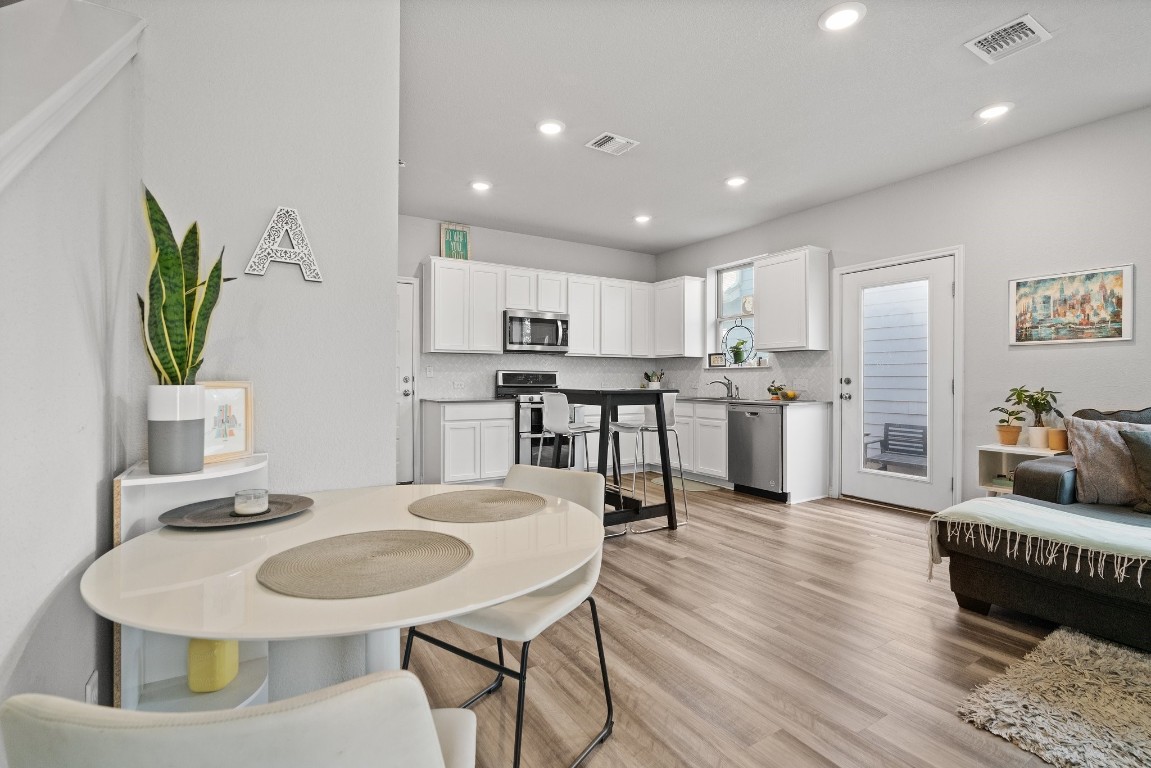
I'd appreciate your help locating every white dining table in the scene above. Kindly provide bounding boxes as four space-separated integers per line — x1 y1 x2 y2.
81 484 604 681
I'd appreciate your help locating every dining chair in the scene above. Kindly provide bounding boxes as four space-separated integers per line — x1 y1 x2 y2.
403 464 613 768
537 392 598 470
608 392 689 532
0 671 475 768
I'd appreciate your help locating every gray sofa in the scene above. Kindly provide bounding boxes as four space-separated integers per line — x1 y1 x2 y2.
936 407 1151 651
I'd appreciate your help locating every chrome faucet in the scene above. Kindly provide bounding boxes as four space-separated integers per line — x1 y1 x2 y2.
708 376 739 399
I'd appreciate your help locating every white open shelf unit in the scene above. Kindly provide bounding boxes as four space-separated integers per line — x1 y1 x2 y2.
113 454 270 711
976 443 1063 495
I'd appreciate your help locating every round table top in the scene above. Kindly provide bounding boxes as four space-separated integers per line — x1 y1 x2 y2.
81 484 604 641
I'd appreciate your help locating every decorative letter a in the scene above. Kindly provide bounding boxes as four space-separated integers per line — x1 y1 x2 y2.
245 207 322 282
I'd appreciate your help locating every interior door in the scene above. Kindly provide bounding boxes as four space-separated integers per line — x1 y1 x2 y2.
396 280 417 483
839 254 956 511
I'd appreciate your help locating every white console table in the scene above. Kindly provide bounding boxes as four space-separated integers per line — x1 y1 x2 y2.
976 443 1063 496
109 454 270 710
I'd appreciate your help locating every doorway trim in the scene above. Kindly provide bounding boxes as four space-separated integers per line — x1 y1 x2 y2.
398 277 421 484
829 246 965 504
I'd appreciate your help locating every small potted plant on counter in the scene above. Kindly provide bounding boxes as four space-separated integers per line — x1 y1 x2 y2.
990 406 1025 445
644 370 665 389
768 380 785 400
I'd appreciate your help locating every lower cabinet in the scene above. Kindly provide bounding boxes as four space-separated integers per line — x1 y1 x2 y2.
421 401 515 484
643 401 727 479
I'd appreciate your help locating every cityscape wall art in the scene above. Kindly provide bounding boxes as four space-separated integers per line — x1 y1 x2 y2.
1010 264 1133 345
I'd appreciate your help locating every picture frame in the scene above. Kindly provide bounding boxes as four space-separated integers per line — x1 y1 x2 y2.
201 381 254 463
1009 264 1133 345
440 222 470 260
708 352 727 368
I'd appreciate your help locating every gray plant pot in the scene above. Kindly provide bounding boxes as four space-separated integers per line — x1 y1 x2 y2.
147 385 205 475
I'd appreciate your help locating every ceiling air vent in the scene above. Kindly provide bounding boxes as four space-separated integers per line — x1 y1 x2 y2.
965 14 1052 64
584 132 640 156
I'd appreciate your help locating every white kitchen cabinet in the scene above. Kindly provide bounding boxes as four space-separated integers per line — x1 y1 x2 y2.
421 401 516 484
599 280 631 357
653 277 705 357
694 417 729 478
643 400 726 479
630 284 653 357
504 268 537 310
567 276 600 356
538 273 567 313
469 262 505 353
422 258 505 353
753 246 829 351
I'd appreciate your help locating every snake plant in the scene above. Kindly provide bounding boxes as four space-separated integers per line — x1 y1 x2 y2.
138 188 227 385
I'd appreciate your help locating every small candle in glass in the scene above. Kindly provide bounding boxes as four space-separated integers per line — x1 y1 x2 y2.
234 489 269 516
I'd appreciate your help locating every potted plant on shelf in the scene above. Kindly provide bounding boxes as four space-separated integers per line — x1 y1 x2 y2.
643 370 665 389
1005 385 1063 449
989 406 1025 445
730 338 749 365
139 187 228 475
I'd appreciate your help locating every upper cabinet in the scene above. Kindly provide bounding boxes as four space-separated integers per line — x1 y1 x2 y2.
599 280 632 357
653 277 705 357
423 259 505 353
753 246 829 351
421 257 705 358
567 275 600 356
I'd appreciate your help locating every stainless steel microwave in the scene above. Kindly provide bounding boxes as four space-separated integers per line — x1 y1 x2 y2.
504 310 569 353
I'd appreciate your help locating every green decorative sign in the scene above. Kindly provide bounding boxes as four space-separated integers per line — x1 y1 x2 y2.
440 222 470 260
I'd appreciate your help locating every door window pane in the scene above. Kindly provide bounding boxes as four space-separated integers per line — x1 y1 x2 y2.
861 280 929 478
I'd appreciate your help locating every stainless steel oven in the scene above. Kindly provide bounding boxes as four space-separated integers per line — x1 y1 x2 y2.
504 310 569 354
495 370 559 465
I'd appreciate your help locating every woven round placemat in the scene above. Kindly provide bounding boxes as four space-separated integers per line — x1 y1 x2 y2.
407 489 546 523
256 530 473 599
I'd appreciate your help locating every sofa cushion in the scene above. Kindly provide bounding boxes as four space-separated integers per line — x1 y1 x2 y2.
1066 416 1151 505
1119 430 1151 513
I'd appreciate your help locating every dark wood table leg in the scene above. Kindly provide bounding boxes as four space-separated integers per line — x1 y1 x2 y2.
653 401 678 530
550 434 563 468
596 399 611 481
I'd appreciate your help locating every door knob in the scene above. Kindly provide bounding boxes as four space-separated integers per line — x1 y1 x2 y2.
403 389 412 397
840 393 852 400
841 377 852 385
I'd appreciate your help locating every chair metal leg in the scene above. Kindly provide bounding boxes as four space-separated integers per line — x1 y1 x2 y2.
401 627 415 669
673 428 689 524
512 641 531 768
570 596 614 767
583 432 590 472
459 638 505 708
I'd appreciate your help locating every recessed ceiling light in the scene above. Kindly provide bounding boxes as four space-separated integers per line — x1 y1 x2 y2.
818 2 866 31
634 215 652 224
975 102 1015 121
537 119 566 135
470 181 492 192
725 176 749 188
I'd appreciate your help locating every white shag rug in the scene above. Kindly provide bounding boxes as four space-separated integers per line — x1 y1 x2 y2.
959 628 1151 767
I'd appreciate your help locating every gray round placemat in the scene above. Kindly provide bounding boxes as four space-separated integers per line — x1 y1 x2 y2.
407 489 546 523
256 530 473 599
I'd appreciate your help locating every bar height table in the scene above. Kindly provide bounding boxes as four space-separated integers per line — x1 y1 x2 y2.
554 388 679 531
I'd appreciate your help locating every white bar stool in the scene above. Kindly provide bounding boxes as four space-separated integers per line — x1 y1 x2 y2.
608 392 689 532
538 392 598 470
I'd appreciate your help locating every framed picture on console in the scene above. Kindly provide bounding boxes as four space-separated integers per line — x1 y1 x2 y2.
1009 264 1133 345
202 381 254 463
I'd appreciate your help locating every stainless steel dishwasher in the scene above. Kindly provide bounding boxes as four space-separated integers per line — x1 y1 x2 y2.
728 403 784 498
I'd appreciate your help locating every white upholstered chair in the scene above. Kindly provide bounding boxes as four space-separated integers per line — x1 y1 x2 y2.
537 392 598 469
0 671 475 768
403 464 613 768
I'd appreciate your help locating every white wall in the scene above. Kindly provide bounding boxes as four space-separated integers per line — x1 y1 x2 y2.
657 106 1151 501
0 0 143 743
400 214 656 281
105 0 401 494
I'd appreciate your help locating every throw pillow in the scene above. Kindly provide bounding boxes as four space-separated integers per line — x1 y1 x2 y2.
1119 430 1151 513
1065 416 1151 506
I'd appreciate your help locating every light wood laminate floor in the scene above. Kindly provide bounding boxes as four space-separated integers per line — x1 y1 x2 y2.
404 480 1053 767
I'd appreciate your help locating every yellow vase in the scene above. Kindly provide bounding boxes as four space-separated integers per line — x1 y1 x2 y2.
187 638 239 693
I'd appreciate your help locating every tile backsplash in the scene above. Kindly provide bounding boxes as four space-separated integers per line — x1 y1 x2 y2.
416 351 833 402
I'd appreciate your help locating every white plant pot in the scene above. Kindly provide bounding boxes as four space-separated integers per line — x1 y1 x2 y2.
147 384 205 475
646 381 661 389
1027 426 1050 449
